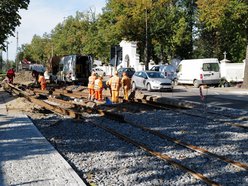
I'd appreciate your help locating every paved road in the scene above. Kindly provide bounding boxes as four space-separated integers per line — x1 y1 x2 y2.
143 86 248 111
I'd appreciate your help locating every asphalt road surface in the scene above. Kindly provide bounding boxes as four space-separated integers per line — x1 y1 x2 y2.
143 85 248 111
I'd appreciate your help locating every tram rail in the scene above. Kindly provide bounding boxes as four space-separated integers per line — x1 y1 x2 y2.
4 82 248 185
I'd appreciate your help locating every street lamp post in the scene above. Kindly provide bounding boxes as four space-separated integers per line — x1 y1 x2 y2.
6 41 9 63
145 5 148 70
0 49 2 72
143 0 149 70
16 31 19 72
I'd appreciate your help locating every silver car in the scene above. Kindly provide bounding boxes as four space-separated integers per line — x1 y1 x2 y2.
131 71 173 92
150 64 178 85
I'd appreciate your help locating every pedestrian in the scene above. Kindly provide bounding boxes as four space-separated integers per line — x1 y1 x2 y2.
38 72 47 90
6 68 15 84
88 72 97 101
32 70 39 84
94 75 104 101
121 72 131 101
108 71 121 103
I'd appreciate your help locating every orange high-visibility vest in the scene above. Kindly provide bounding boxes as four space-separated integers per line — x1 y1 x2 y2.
88 75 96 89
94 79 103 90
110 76 121 91
121 75 131 90
38 76 46 85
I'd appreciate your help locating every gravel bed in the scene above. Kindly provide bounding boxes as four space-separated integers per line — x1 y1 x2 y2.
30 105 248 186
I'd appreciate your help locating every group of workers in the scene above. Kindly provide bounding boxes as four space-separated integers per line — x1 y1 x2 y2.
88 71 132 103
5 67 131 102
5 68 47 90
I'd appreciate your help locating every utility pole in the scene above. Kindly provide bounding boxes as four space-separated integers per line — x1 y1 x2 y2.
145 5 148 70
0 49 2 73
6 41 9 64
16 31 19 71
114 45 118 71
143 0 149 70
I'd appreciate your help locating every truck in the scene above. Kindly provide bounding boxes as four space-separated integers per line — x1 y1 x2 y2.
177 58 221 87
220 59 245 87
56 54 93 85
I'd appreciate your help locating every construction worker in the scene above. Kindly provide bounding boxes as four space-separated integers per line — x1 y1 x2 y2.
88 72 97 100
121 72 132 101
106 75 112 97
38 72 47 90
32 70 39 84
94 75 104 101
108 71 121 103
6 68 15 84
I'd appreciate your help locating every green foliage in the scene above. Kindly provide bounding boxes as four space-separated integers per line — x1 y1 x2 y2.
196 0 248 62
0 0 30 50
16 0 248 69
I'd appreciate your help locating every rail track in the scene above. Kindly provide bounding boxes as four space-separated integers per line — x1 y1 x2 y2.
4 83 248 185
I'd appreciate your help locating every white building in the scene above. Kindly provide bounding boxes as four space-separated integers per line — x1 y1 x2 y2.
118 40 147 71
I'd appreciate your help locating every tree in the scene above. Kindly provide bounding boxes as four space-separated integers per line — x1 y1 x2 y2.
196 0 248 62
102 0 194 67
0 0 30 49
22 34 51 65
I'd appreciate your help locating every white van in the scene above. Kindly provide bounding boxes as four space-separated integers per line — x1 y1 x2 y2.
177 58 221 87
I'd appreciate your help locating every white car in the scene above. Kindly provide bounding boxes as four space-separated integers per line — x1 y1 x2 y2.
92 68 106 76
131 71 173 92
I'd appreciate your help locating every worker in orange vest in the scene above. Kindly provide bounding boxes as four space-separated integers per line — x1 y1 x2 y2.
94 75 104 101
38 72 47 90
88 72 97 100
121 72 131 101
108 71 121 103
106 75 112 97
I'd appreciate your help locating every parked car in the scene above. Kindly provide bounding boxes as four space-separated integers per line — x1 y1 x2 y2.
131 71 173 92
117 67 135 78
92 67 106 76
150 64 178 85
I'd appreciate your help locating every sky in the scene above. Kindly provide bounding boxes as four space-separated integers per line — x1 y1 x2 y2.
3 0 106 61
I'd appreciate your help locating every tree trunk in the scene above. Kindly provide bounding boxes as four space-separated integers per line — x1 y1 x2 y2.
242 44 248 88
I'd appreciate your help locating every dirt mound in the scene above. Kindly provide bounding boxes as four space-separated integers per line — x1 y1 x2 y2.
14 70 34 84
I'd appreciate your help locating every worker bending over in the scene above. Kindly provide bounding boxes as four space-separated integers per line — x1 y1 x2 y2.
6 68 15 84
108 71 121 103
38 72 47 90
88 72 97 100
121 72 131 101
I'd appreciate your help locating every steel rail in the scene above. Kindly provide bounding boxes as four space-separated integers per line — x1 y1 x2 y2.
7 84 82 119
131 99 248 129
125 120 248 171
7 83 248 170
95 107 248 171
6 83 246 183
89 121 220 186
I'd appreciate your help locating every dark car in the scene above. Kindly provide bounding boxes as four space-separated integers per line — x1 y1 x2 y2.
117 67 135 78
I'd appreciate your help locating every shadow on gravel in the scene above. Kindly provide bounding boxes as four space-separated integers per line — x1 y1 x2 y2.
31 108 248 185
0 91 16 105
138 111 248 185
0 115 55 186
